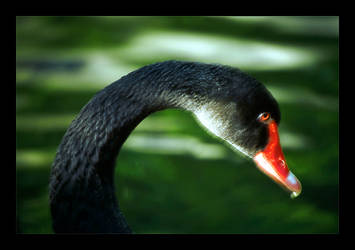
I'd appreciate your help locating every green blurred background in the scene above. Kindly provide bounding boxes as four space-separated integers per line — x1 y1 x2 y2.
16 16 339 234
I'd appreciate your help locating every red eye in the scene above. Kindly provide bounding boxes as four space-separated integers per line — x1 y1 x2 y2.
258 112 270 122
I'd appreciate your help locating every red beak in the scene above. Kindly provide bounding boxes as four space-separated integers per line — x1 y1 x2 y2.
253 120 302 198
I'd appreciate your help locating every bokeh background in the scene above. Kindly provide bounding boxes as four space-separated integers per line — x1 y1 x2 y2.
16 16 339 234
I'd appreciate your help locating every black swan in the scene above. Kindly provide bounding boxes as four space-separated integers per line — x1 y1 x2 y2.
49 60 301 233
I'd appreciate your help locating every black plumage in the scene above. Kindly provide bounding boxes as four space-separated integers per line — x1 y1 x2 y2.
49 60 280 233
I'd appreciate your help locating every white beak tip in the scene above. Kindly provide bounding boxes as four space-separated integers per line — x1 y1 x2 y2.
290 191 301 199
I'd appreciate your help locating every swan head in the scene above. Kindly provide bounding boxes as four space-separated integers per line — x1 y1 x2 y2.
193 84 302 198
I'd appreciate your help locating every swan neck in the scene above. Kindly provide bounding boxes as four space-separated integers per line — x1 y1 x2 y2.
49 60 253 233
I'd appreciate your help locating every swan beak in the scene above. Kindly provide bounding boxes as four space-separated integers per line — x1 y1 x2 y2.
252 120 302 198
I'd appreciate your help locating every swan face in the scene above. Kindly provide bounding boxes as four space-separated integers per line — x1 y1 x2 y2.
193 85 301 198
194 100 269 158
193 84 280 158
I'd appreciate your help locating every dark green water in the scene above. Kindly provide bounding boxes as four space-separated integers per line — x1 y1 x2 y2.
16 16 338 234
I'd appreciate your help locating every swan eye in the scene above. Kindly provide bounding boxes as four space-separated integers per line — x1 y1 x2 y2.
258 112 271 122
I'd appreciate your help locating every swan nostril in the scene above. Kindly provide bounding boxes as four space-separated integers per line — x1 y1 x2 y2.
279 159 286 168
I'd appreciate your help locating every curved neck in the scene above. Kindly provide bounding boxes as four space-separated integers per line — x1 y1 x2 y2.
49 60 259 233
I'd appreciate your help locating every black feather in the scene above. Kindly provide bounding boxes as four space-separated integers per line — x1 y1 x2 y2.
49 60 280 233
